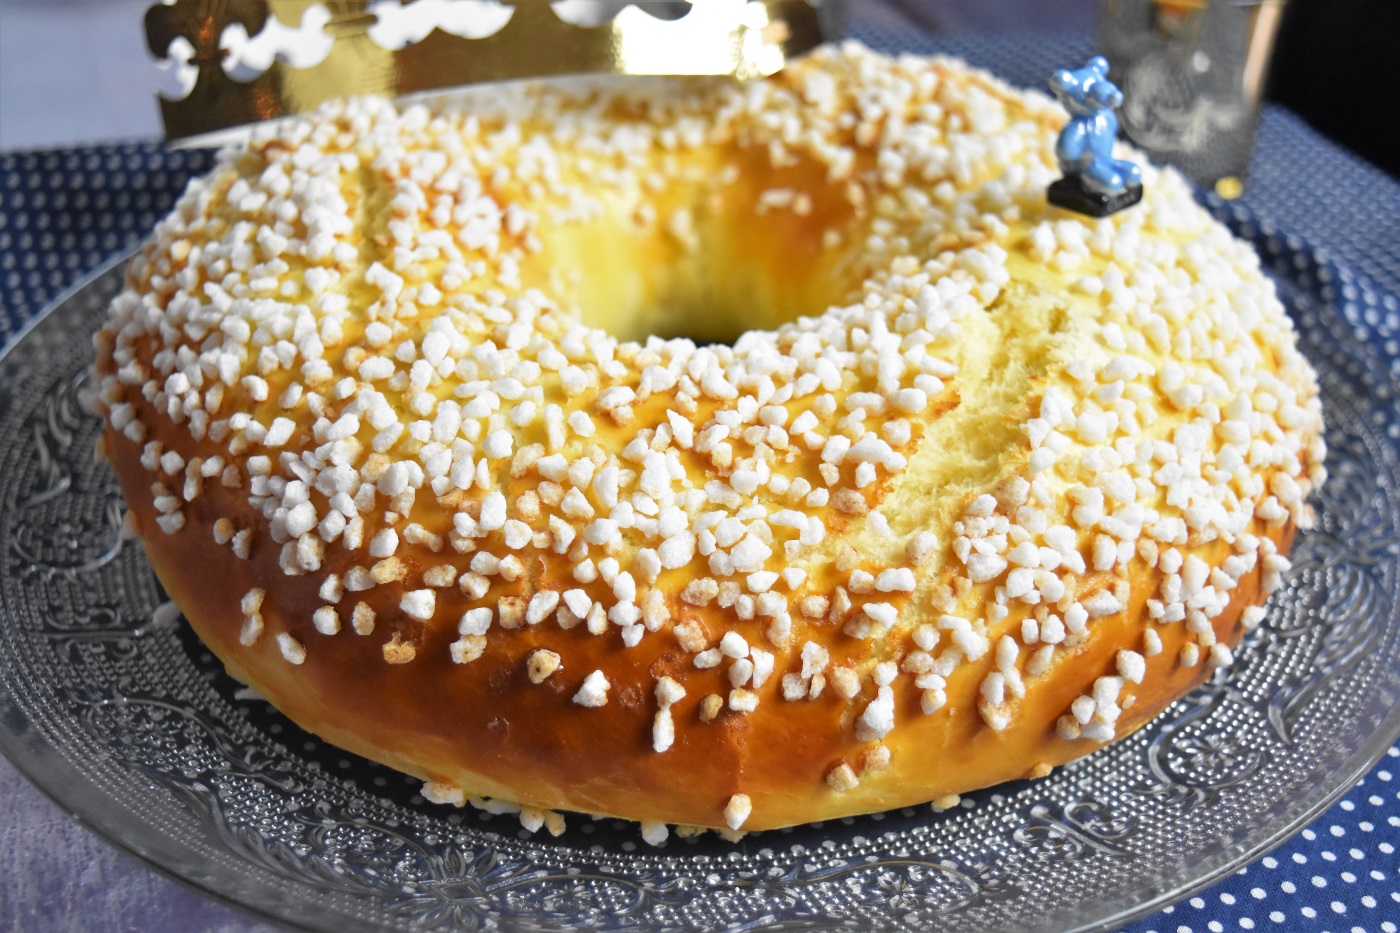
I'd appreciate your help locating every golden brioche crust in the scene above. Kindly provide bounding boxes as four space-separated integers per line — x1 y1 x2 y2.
115 426 1293 828
95 44 1325 837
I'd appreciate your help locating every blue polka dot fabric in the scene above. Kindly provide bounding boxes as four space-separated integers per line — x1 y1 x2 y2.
2 31 1398 933
1119 747 1400 933
0 145 213 344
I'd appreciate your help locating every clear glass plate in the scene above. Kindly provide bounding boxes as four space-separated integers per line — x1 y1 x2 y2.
1 201 1398 932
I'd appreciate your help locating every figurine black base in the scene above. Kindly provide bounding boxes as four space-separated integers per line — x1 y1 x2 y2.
1047 176 1143 217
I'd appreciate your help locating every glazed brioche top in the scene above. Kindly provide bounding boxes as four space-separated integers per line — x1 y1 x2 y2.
95 42 1324 832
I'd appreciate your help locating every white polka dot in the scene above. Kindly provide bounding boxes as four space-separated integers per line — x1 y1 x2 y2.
1293 852 1308 864
1323 850 1339 861
1191 897 1206 909
1312 875 1327 888
1269 911 1284 923
1263 857 1279 869
1240 920 1254 931
1303 829 1317 841
1331 900 1346 913
1251 887 1267 899
1342 871 1357 883
1331 824 1347 836
1301 906 1317 919
1209 922 1223 933
1220 892 1236 906
1281 881 1296 894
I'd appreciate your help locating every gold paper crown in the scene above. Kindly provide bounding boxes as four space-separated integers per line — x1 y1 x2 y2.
146 0 836 141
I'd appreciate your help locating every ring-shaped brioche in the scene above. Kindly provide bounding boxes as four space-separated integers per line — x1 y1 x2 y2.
95 43 1326 837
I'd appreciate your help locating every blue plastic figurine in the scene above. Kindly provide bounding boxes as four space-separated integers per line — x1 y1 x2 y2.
1047 56 1143 217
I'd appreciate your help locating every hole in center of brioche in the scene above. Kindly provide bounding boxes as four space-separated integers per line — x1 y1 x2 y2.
518 144 872 346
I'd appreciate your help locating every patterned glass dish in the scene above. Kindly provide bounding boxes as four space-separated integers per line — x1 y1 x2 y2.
1 199 1398 933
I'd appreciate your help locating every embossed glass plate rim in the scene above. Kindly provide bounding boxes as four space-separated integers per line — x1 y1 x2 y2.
0 217 1397 933
1062 199 1400 932
0 245 363 929
0 246 131 371
1047 725 1400 933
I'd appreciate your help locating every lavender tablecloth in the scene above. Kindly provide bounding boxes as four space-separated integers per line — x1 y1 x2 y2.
2 30 1398 933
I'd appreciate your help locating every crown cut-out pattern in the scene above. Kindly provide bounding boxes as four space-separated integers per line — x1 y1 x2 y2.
145 0 829 140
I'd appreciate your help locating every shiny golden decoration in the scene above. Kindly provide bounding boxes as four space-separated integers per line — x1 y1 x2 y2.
146 0 830 142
